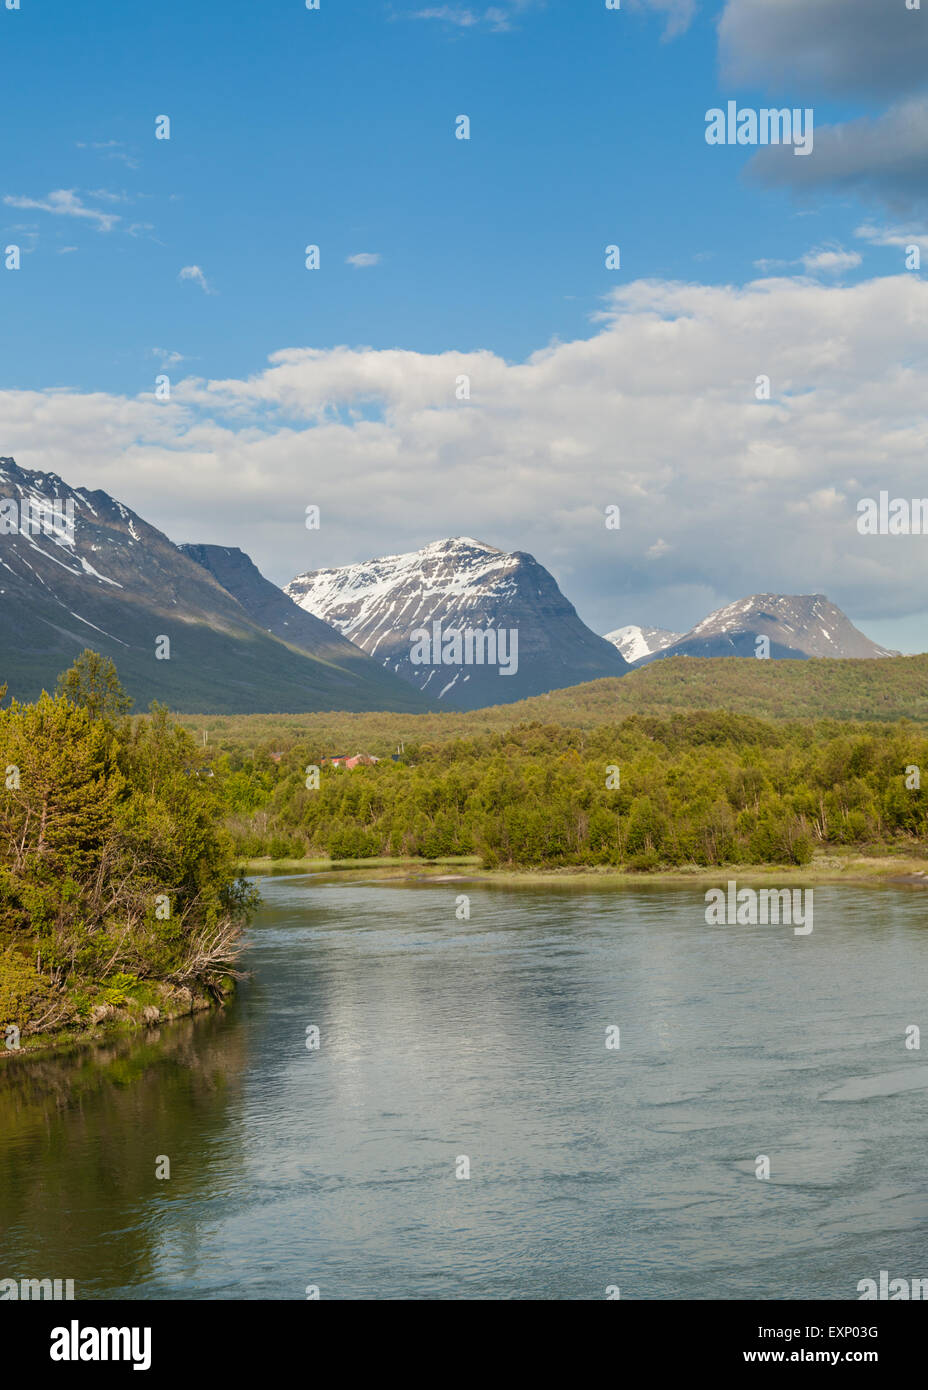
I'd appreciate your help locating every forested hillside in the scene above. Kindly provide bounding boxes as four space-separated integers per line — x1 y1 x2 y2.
173 654 928 756
213 710 928 869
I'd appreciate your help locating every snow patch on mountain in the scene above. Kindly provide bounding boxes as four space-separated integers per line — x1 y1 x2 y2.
604 625 682 664
288 538 517 640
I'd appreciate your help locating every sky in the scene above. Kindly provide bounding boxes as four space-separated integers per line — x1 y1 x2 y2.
1 0 927 650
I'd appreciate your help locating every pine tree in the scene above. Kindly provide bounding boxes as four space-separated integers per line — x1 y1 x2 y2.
56 649 133 723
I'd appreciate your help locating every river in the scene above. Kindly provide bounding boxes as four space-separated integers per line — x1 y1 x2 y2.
2 876 927 1300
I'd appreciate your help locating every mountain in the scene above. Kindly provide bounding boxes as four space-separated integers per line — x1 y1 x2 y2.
604 625 682 664
177 542 429 707
286 537 630 709
0 458 433 713
636 594 898 664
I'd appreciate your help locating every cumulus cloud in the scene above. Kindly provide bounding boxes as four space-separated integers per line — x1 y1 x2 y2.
346 252 382 267
1 275 926 637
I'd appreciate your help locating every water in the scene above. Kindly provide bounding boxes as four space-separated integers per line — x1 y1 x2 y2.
2 876 927 1300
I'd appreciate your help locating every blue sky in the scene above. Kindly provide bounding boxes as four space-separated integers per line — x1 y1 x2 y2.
0 0 890 389
1 0 927 650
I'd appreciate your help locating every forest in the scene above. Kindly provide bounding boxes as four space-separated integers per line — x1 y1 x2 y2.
214 709 928 869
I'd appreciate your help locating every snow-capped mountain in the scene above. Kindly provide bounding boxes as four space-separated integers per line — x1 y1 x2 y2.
603 625 682 664
0 457 432 712
637 594 898 664
286 537 630 709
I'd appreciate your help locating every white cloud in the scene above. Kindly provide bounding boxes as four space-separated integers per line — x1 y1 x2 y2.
754 247 862 277
856 222 927 249
346 252 382 268
799 248 862 274
1 274 927 636
3 189 120 232
178 265 215 295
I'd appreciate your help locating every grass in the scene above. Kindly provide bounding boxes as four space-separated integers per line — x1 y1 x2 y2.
237 855 481 874
240 848 928 887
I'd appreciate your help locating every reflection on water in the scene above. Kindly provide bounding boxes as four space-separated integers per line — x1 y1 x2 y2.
0 1010 246 1297
2 878 927 1300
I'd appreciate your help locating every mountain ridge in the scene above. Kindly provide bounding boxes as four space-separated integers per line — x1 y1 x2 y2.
1 459 901 715
0 458 433 713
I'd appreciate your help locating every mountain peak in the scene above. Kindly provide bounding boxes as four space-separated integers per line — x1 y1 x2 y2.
640 593 897 663
286 539 628 709
421 536 502 554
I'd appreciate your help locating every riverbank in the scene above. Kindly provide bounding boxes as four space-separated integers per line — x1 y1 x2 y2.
240 854 481 874
239 851 928 887
0 978 231 1061
11 851 925 1061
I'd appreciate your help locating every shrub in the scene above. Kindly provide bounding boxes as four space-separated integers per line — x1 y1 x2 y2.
0 947 67 1035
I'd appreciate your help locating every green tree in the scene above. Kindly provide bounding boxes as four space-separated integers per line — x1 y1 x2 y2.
56 649 133 723
1 668 257 1040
